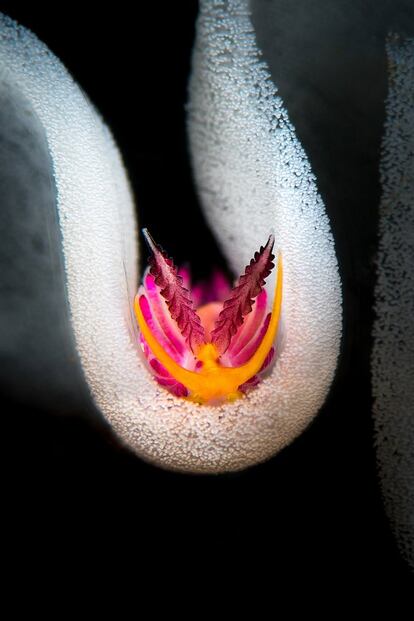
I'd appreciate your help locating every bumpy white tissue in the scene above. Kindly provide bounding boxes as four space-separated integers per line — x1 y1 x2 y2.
372 36 414 568
0 2 341 473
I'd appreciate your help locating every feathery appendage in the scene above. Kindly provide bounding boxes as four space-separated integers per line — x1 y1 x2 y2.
143 228 206 354
211 235 275 354
135 230 282 404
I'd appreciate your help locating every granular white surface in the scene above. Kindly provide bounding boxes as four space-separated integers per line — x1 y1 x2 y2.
372 36 414 568
0 2 341 473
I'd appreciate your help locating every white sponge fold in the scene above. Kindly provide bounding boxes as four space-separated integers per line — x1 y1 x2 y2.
0 3 341 473
372 35 414 569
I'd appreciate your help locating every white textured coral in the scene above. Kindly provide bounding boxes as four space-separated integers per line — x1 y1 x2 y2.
372 35 414 568
0 1 341 473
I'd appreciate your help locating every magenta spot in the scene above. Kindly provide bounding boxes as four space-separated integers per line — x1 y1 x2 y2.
154 376 188 396
156 377 177 387
145 273 156 291
150 358 171 377
170 383 189 398
139 294 152 322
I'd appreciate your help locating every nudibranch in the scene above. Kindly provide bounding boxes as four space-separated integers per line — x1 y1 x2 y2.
134 229 282 405
0 0 342 473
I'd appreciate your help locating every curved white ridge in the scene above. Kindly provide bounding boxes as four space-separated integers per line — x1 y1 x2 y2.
187 0 342 462
0 5 341 473
372 36 414 568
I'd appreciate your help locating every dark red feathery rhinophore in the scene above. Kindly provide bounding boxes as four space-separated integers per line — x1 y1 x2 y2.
210 235 275 355
143 229 206 354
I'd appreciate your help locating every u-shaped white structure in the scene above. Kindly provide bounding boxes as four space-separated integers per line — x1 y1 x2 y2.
0 2 342 473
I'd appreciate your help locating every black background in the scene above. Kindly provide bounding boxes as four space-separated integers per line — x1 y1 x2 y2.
2 0 413 601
